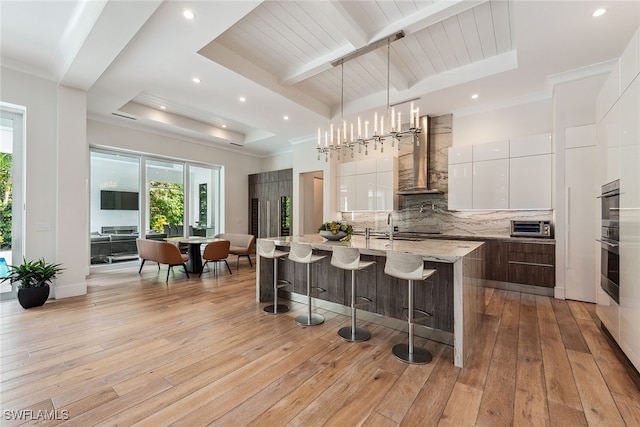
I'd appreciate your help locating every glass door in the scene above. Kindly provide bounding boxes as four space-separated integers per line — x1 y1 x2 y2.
146 159 184 237
0 109 25 300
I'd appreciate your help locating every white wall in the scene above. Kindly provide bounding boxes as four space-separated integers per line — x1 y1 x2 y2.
0 68 88 298
453 99 553 147
291 140 333 235
261 152 293 172
88 120 262 235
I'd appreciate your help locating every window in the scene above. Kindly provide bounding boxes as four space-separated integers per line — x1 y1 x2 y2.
89 149 222 266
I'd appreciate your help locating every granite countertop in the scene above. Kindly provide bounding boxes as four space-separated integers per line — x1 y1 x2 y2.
260 234 484 263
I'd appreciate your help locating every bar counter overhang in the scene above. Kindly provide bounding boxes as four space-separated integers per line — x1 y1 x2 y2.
256 234 486 368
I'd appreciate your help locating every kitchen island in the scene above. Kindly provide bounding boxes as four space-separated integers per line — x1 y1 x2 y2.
256 234 486 367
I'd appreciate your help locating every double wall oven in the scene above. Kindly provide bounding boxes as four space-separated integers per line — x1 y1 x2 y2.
599 179 620 303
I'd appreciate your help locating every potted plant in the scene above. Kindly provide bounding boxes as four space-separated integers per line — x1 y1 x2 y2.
1 258 63 309
318 221 353 241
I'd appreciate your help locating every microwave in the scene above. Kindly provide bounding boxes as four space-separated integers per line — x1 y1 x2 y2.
510 220 552 238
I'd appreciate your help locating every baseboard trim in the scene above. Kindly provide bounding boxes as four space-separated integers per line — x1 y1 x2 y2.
52 282 87 299
484 279 554 297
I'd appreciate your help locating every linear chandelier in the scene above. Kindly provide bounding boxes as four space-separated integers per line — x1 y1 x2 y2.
317 31 422 161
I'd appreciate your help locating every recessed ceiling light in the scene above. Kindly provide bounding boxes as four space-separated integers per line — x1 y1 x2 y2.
192 77 201 83
222 124 227 128
239 97 246 102
592 8 606 17
183 10 195 20
471 94 479 99
160 105 166 110
283 115 289 120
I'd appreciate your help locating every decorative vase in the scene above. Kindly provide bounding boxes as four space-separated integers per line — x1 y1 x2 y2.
320 230 347 241
17 285 50 309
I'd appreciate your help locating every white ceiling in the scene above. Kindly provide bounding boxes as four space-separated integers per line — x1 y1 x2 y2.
1 0 638 157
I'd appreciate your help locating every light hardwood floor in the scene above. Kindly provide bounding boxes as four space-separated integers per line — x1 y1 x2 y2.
1 259 639 426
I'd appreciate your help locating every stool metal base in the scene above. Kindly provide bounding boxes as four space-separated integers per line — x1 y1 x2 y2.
392 343 432 364
263 304 289 314
295 313 324 326
338 326 371 342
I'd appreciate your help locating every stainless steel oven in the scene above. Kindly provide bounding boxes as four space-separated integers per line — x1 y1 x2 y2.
598 179 620 303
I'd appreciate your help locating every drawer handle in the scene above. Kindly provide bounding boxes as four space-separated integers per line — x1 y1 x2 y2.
508 261 554 268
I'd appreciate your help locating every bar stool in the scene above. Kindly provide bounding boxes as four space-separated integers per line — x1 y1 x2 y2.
330 247 375 342
384 251 436 364
289 242 326 326
256 239 290 314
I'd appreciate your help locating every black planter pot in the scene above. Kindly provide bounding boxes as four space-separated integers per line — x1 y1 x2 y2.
17 285 50 309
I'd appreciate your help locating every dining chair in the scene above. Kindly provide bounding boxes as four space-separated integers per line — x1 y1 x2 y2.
200 240 232 277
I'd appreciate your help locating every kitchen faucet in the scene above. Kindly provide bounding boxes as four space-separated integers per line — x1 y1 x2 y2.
387 212 394 242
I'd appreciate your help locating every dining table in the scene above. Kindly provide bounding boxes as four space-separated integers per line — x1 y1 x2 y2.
166 236 226 273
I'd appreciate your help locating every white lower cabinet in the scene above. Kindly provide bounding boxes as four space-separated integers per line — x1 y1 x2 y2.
472 159 509 209
509 154 552 209
448 162 472 209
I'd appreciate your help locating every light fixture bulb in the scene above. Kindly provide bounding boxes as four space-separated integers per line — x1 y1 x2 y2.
471 94 479 99
239 97 246 102
192 77 201 83
592 8 606 17
183 10 195 20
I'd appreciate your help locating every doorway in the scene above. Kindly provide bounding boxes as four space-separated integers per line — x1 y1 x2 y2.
0 108 25 300
300 171 324 234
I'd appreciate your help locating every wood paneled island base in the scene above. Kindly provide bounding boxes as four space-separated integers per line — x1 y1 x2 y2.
256 234 486 367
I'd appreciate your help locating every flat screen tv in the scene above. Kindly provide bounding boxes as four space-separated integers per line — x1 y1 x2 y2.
101 190 139 210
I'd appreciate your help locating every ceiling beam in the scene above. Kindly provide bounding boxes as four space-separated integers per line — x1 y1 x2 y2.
370 0 488 40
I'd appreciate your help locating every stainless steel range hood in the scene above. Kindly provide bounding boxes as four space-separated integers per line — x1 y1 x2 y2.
396 116 442 195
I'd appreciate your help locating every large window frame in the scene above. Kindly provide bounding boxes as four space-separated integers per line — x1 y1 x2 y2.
89 148 222 266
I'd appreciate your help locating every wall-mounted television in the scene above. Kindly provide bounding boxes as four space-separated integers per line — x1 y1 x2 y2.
100 190 139 210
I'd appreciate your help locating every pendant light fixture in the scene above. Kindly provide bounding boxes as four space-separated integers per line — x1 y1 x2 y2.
317 31 421 162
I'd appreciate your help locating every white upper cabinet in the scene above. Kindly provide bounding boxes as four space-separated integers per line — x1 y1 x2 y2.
473 159 509 209
376 156 394 172
336 156 395 211
355 173 376 210
355 158 376 175
472 139 509 161
376 171 394 211
448 162 473 210
448 146 473 164
509 155 552 209
619 29 639 93
566 124 596 149
337 161 355 177
597 61 620 121
509 133 552 157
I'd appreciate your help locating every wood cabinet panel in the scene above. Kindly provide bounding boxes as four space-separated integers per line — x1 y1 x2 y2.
486 240 556 289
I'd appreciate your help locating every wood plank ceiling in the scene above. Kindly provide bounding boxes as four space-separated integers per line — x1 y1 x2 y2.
209 0 513 112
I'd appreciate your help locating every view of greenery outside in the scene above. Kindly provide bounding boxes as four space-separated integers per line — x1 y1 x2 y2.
0 153 12 249
149 181 184 233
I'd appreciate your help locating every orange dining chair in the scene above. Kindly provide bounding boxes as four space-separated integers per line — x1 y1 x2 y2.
200 240 232 277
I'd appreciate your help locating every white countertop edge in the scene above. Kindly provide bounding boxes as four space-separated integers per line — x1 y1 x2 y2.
259 234 484 263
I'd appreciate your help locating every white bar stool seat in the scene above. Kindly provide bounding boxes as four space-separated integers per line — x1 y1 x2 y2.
330 246 375 342
289 242 326 326
257 239 290 314
384 251 436 364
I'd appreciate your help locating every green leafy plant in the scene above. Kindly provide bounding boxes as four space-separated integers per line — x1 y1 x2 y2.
318 221 353 241
1 258 64 288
